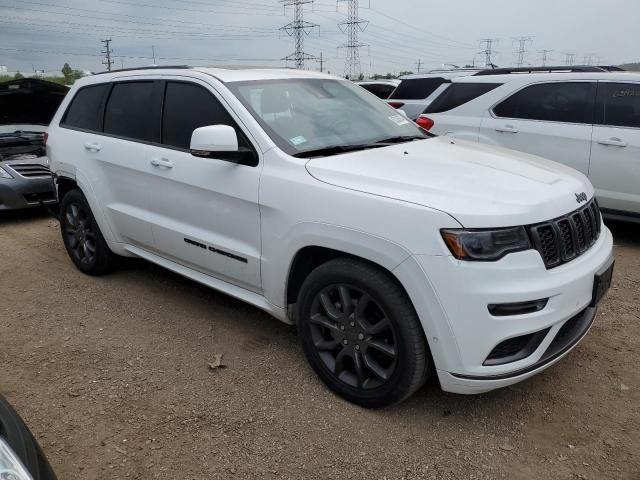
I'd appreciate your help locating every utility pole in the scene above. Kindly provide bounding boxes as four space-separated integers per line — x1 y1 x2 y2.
416 58 423 73
478 39 499 68
513 36 533 67
564 52 576 66
337 0 369 80
279 0 319 70
317 51 325 72
101 39 114 71
152 45 156 65
539 49 552 67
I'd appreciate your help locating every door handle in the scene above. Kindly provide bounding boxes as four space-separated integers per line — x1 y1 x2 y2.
597 137 627 148
495 125 519 134
150 157 174 169
83 142 101 152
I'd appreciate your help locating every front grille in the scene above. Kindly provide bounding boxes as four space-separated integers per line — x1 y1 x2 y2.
529 199 601 269
8 163 52 178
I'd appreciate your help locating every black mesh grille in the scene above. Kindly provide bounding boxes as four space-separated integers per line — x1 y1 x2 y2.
487 335 535 360
529 199 601 269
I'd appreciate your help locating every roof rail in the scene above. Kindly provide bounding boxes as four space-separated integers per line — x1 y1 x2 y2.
93 65 191 75
597 65 625 72
474 65 608 76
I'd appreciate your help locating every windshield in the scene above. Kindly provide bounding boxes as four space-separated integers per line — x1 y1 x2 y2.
227 78 428 156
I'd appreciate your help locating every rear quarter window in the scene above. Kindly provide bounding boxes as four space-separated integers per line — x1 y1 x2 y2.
61 84 110 132
389 78 447 100
424 83 502 113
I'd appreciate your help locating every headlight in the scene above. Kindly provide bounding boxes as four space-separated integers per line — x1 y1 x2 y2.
441 227 531 261
0 438 33 480
0 167 13 179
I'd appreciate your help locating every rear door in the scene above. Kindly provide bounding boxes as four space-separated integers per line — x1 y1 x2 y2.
144 79 263 291
480 81 595 175
59 81 158 248
589 81 640 215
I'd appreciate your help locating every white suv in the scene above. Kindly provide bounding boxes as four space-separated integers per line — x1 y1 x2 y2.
419 71 640 222
48 67 614 407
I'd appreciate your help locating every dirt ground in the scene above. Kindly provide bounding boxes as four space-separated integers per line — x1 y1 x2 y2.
0 210 638 480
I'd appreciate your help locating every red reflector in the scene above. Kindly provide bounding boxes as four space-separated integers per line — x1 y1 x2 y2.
43 132 49 145
416 116 434 131
388 101 404 109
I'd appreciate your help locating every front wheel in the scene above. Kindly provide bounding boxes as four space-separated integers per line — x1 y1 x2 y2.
59 189 117 275
296 258 430 408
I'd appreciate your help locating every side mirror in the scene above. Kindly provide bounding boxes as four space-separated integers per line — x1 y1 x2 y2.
190 125 257 166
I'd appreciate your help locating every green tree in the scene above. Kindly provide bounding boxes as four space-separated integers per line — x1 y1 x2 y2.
61 63 74 84
13 71 24 79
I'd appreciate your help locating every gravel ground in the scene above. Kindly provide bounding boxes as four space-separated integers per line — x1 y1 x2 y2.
0 211 638 480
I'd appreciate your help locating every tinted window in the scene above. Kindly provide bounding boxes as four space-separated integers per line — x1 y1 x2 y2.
162 82 241 150
425 83 502 113
62 84 110 131
596 83 640 128
389 78 447 100
104 82 155 141
360 83 396 99
493 82 594 124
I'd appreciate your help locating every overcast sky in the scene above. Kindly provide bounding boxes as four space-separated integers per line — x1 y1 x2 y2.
0 0 638 76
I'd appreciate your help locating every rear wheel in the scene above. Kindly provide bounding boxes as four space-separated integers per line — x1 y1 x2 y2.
59 189 117 275
297 258 430 408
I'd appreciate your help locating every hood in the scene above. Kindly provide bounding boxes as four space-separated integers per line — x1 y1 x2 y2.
305 137 594 228
0 78 69 127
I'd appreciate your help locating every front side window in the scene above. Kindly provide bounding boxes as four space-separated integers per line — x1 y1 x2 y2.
62 84 110 132
425 83 502 113
227 78 428 156
104 82 155 142
162 82 242 150
493 82 595 124
596 82 640 128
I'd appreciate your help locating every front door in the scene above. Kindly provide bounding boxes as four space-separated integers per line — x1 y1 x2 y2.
589 81 640 216
145 79 263 291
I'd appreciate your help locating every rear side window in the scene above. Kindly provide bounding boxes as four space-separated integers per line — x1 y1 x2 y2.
104 82 155 142
360 83 396 99
493 82 594 124
596 83 640 128
425 83 502 113
389 78 447 100
62 84 110 131
162 82 243 150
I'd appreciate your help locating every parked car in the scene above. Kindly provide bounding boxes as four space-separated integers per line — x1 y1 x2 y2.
387 69 482 120
0 394 57 479
0 78 68 211
418 69 640 222
355 80 400 99
48 67 613 407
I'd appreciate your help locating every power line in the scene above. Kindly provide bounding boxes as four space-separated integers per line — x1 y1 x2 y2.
513 36 534 67
564 52 576 66
478 38 499 67
279 0 319 69
337 0 369 79
538 49 553 67
101 38 113 71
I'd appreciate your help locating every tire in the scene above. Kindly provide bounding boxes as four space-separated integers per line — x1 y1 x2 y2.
296 258 430 408
59 189 117 275
0 395 57 479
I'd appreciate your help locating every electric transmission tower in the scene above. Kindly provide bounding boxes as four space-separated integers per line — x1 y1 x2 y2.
337 0 369 79
478 39 499 68
513 36 533 67
564 52 576 66
279 0 319 70
539 49 553 67
101 38 114 71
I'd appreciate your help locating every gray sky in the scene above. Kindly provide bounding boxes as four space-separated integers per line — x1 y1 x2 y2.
0 0 638 76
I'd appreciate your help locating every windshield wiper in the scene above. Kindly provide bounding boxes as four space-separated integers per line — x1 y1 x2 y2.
374 135 429 144
293 143 385 158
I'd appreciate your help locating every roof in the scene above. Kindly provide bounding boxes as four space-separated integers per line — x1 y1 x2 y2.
400 70 481 80
86 65 341 84
453 71 640 84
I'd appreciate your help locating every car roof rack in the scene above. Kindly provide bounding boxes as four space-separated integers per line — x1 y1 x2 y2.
93 65 191 75
473 65 608 76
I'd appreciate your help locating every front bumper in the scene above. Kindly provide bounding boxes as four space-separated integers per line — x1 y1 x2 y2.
0 162 56 211
393 224 614 395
